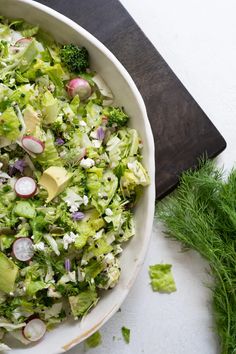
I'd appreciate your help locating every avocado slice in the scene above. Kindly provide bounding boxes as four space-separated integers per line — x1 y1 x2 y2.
0 251 18 293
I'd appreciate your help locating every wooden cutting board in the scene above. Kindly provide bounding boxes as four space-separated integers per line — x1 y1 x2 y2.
35 0 227 199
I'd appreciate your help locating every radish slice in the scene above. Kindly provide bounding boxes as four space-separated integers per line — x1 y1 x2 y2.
16 37 32 46
13 237 34 262
23 318 46 342
22 136 45 154
15 177 37 198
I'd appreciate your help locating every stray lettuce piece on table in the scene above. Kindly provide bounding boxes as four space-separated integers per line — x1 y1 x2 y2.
149 264 176 293
121 326 130 344
69 289 98 317
85 331 102 349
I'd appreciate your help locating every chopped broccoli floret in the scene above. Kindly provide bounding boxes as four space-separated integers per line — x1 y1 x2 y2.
59 44 89 73
106 107 129 127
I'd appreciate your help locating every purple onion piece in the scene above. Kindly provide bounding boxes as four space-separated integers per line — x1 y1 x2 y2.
71 211 85 221
96 127 105 141
64 258 71 272
9 159 27 176
55 138 65 146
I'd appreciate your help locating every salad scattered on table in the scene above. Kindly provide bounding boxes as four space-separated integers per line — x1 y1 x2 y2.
0 17 149 348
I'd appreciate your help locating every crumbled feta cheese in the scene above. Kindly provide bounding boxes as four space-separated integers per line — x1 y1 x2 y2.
0 162 3 169
9 78 15 85
90 131 98 139
79 120 87 127
63 189 87 212
63 232 77 250
33 242 45 251
105 208 113 216
69 204 79 213
80 157 95 169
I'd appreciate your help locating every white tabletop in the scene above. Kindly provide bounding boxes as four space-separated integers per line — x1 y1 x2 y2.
69 1 236 353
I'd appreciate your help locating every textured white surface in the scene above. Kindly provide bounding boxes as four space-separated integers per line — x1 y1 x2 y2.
71 0 236 353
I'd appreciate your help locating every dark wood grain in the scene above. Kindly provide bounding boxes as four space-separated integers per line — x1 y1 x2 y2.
35 0 226 199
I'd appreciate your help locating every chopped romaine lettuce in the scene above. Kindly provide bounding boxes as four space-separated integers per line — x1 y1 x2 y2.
149 264 177 293
86 331 102 348
121 326 130 344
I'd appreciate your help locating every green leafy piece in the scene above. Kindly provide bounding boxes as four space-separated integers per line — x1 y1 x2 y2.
9 19 38 37
45 64 67 97
41 91 59 124
0 235 15 251
149 264 176 293
69 289 98 317
14 201 36 219
87 170 118 214
85 331 102 348
0 252 18 293
36 129 62 168
60 44 89 73
0 107 21 140
25 280 47 296
21 25 39 37
121 326 130 344
17 39 39 73
0 40 8 58
84 259 105 281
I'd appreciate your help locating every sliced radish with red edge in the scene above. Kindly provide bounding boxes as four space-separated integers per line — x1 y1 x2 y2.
15 177 37 198
13 237 34 262
23 318 46 342
22 136 45 154
16 37 32 46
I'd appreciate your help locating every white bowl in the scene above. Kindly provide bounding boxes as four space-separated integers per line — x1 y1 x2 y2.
0 1 155 352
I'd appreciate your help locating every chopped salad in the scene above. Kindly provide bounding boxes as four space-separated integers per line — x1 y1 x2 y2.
0 16 149 348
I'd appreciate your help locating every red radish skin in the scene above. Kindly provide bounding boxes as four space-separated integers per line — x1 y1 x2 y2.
16 37 32 46
13 238 34 262
23 318 46 342
15 177 37 198
22 136 45 154
66 78 91 100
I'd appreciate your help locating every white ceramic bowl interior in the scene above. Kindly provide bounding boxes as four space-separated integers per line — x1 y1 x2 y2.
0 1 155 353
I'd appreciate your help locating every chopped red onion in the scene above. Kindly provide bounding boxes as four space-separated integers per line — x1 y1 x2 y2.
55 138 65 146
64 258 71 272
96 127 105 141
9 159 27 176
71 211 85 221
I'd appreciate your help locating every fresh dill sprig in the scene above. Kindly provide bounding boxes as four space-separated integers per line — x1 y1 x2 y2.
157 160 236 354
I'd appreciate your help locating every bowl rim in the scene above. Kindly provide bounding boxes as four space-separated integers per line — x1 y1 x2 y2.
0 0 156 352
